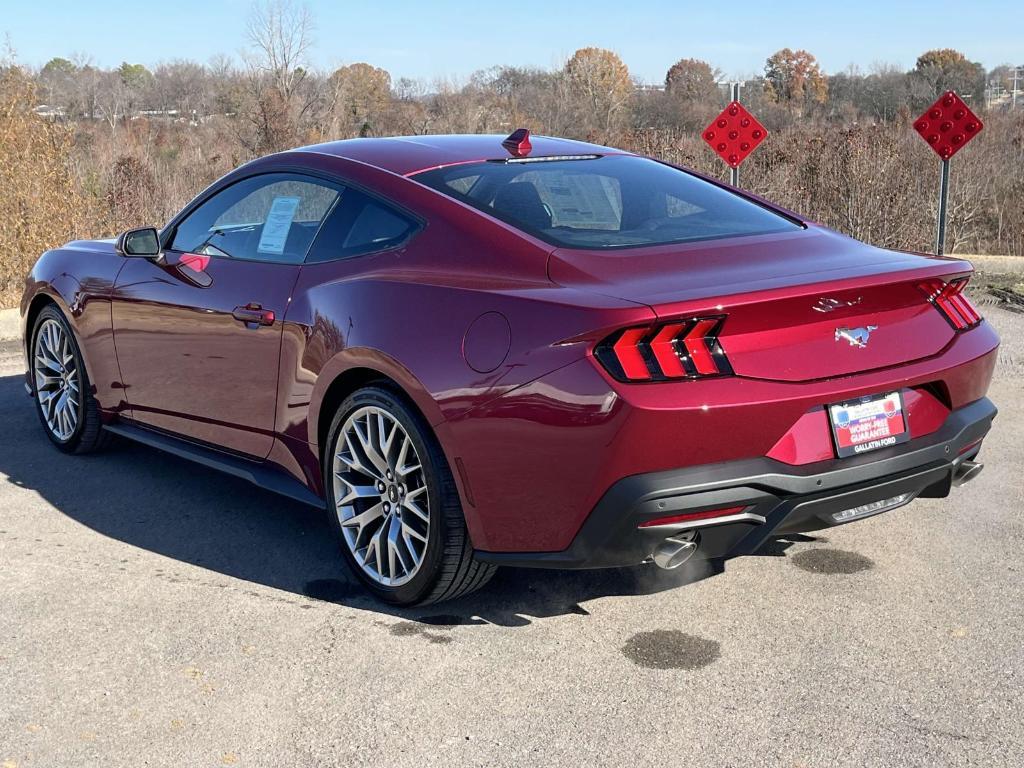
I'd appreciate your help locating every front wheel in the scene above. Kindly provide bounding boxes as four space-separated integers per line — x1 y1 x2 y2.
324 386 495 605
30 304 110 454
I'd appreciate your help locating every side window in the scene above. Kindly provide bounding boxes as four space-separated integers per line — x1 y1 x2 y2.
169 174 341 264
305 187 417 263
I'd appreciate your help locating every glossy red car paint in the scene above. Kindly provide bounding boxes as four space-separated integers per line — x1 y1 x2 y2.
21 134 999 563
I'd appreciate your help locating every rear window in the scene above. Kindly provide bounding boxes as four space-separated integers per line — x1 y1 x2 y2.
412 155 800 249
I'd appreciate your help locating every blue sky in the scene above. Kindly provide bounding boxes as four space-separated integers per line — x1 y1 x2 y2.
1 0 1020 82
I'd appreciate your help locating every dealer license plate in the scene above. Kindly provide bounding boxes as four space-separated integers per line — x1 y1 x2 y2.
828 391 909 458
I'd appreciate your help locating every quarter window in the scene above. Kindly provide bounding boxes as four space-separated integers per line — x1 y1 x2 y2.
305 187 417 263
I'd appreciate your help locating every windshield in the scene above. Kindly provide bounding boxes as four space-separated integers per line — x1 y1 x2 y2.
412 154 801 249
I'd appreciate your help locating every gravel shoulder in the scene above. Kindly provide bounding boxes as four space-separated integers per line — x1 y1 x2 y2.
0 308 18 342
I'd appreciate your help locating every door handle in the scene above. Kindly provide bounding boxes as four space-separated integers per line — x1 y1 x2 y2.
232 303 276 326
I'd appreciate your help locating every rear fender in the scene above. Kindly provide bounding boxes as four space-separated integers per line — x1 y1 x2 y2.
310 346 446 443
307 345 527 549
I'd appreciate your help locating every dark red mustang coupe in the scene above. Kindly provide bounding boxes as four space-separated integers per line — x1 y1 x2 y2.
21 131 998 605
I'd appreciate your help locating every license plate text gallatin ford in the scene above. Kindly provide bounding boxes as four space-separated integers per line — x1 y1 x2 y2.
829 391 910 458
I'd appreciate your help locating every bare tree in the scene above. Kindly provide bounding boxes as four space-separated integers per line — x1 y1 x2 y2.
238 0 319 153
69 53 103 119
151 60 211 119
95 69 127 136
244 0 314 103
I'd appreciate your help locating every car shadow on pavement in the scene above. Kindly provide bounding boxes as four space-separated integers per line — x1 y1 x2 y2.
1 373 795 627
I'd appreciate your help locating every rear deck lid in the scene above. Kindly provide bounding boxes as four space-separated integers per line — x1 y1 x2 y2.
550 227 972 383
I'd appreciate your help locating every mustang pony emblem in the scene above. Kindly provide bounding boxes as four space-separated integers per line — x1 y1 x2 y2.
814 296 863 313
835 325 877 348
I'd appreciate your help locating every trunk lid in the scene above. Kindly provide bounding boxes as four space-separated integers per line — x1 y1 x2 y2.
549 227 972 383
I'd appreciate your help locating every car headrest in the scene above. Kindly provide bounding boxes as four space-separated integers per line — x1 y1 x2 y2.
492 182 552 231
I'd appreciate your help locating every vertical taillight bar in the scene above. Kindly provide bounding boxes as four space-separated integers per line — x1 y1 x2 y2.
918 278 982 331
648 322 688 377
612 328 653 381
682 318 720 375
594 317 732 383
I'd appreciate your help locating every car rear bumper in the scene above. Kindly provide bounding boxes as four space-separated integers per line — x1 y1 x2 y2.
473 396 996 569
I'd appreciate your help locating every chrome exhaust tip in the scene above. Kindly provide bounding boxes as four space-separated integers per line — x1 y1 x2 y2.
953 459 984 487
652 531 699 570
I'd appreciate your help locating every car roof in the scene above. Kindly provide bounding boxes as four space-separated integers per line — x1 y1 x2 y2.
294 134 624 177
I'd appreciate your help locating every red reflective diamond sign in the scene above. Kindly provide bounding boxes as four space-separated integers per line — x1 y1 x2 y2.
703 102 767 169
914 91 983 161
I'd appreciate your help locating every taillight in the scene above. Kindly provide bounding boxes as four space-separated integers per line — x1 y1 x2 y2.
918 278 982 330
594 316 733 382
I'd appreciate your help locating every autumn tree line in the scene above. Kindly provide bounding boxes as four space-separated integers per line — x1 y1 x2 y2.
1 0 1022 306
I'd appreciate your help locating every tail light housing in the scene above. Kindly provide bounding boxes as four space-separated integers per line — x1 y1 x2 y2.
594 316 733 382
918 278 982 330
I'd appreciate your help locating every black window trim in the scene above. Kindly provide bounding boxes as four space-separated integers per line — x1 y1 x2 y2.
160 167 424 266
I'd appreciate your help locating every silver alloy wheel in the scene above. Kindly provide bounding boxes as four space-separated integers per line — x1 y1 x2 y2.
33 318 81 442
332 405 430 587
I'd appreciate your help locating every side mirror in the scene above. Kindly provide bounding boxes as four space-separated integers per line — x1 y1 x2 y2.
115 227 161 257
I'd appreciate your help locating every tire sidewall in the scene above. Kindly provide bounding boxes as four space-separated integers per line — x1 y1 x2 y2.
324 386 449 605
30 306 88 453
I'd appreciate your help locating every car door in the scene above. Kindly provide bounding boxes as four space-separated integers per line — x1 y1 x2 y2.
111 172 342 458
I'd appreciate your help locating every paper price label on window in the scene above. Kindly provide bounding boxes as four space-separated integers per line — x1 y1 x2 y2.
257 196 301 255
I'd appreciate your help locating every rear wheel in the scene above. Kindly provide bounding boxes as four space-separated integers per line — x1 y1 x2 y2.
325 386 495 605
30 305 110 454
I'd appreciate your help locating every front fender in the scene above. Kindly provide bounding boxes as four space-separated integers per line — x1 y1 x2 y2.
20 242 126 412
22 263 85 368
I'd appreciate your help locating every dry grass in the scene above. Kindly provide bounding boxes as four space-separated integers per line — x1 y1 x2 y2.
0 70 94 306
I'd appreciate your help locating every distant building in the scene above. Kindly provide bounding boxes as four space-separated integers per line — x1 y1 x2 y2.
33 104 66 118
137 109 181 118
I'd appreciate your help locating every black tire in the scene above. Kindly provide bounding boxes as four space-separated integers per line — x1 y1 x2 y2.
324 385 495 606
29 304 111 454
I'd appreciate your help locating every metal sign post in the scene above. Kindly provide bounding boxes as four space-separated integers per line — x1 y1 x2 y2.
935 158 951 255
702 86 766 188
730 83 741 187
913 91 984 256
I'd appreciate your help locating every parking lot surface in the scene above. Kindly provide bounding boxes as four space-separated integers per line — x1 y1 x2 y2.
1 302 1023 767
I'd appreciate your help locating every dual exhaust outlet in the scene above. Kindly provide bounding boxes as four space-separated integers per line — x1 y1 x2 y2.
953 459 983 487
652 530 699 570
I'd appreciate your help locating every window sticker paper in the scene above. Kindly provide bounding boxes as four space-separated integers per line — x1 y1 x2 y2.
257 196 301 255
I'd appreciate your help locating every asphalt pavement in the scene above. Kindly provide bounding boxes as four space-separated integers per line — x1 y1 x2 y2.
1 301 1022 767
